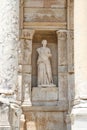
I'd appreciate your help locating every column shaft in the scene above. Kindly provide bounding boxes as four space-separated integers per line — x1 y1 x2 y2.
0 0 19 94
0 0 19 130
74 0 87 99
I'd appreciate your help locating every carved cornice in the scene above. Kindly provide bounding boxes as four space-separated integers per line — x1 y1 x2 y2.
21 29 35 40
56 30 67 40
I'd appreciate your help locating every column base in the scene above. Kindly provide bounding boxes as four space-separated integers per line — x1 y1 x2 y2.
71 106 87 130
0 126 11 130
0 103 11 130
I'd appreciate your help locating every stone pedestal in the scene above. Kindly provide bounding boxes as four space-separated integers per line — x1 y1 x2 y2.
32 87 58 106
22 105 67 130
25 111 65 130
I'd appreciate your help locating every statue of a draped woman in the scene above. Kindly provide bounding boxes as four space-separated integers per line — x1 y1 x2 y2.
37 40 55 87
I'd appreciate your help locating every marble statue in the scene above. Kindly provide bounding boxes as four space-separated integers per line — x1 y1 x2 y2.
37 40 55 87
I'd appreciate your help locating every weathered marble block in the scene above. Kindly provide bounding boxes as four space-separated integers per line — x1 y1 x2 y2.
32 87 58 102
0 103 11 130
26 111 65 130
24 8 66 22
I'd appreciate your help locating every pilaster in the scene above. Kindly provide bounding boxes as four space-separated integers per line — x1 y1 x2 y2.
56 30 68 101
21 29 35 106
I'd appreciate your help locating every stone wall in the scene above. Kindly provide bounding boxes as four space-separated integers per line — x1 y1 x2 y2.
0 0 74 130
19 0 74 130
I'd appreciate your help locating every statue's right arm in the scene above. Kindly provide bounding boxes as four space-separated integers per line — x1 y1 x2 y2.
37 48 40 54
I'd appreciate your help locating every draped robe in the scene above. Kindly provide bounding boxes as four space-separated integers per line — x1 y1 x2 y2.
37 47 53 86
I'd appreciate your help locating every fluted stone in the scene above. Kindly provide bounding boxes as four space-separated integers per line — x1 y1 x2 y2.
0 0 19 129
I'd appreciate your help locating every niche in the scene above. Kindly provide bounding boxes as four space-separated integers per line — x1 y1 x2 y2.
32 30 58 87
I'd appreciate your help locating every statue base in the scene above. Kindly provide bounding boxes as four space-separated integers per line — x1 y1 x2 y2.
32 87 58 106
38 84 56 88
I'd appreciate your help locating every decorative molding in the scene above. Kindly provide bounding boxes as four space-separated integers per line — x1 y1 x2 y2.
23 22 67 30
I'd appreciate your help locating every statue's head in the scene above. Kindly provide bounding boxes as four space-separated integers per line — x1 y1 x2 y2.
42 40 47 47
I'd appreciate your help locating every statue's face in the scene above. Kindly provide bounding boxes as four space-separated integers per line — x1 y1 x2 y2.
42 40 47 47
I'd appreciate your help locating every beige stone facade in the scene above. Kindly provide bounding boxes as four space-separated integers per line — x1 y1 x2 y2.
0 0 87 130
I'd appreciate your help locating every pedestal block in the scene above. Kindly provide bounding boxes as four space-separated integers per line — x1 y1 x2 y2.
32 87 58 106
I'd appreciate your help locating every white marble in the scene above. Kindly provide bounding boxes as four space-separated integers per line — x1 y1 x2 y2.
37 40 55 87
74 0 87 100
71 107 87 130
71 0 87 130
32 87 58 102
0 0 20 129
